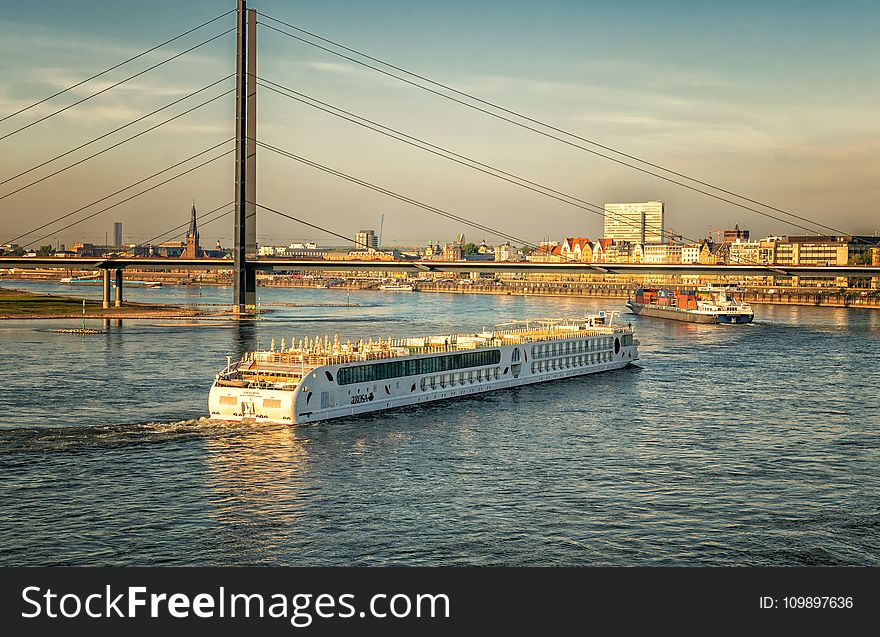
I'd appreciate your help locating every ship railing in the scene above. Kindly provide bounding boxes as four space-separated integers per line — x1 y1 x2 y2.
241 380 298 390
246 325 634 367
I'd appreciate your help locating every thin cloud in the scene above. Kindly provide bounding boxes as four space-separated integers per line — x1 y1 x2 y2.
304 61 362 75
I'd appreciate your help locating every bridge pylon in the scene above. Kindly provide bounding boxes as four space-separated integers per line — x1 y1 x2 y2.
233 0 257 315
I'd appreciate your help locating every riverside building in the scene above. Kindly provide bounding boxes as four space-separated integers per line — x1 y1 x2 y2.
355 230 378 252
603 201 665 245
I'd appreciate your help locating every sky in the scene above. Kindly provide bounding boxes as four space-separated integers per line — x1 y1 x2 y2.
0 0 878 249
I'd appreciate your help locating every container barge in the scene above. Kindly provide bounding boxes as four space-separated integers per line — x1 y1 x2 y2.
626 284 753 324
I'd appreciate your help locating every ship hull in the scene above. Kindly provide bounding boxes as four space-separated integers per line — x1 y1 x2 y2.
713 313 754 324
626 301 753 324
210 333 639 426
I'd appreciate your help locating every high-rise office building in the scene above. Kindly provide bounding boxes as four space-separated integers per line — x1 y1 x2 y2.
113 222 123 248
355 229 378 251
603 201 665 244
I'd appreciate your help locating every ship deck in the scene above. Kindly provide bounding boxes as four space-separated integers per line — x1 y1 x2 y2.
229 318 633 371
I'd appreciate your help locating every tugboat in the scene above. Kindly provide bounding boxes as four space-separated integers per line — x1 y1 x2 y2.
626 284 753 324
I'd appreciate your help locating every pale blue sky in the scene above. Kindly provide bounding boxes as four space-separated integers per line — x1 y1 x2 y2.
1 1 878 247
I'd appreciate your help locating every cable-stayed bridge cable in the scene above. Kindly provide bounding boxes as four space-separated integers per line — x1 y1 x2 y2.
0 27 234 143
6 139 233 246
0 9 234 125
257 85 781 268
255 139 538 249
256 78 780 267
23 149 233 249
259 13 858 240
253 201 404 254
258 78 671 250
257 77 696 253
137 201 234 248
0 89 234 201
1 75 234 188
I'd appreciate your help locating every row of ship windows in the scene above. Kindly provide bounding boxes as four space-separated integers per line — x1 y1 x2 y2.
532 352 612 373
531 338 613 359
219 396 281 409
420 367 502 391
337 349 501 385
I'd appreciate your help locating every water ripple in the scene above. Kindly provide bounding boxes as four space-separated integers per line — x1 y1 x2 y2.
0 281 878 565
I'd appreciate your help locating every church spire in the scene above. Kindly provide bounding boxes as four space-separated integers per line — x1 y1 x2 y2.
184 200 200 259
189 201 198 240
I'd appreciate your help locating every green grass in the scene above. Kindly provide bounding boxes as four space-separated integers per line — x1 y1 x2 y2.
0 286 167 316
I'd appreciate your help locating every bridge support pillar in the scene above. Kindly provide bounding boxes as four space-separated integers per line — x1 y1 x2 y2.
115 269 123 307
102 269 111 309
233 0 257 316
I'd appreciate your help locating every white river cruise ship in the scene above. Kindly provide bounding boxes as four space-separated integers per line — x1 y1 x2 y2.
209 312 639 425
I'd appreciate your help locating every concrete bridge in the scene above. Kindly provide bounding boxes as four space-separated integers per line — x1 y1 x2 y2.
3 255 878 307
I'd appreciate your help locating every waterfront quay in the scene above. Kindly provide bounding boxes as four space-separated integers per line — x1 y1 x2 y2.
5 267 880 311
259 274 880 310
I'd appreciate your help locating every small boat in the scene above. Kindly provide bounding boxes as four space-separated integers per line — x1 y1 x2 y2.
379 283 415 292
60 276 162 288
626 284 753 324
60 276 101 284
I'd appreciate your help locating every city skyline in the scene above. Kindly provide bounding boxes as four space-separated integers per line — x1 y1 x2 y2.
1 0 878 247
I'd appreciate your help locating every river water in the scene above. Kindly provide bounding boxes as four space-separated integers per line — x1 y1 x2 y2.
1 280 878 565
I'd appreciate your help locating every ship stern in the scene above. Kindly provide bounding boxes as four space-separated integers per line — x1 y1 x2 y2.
208 382 296 425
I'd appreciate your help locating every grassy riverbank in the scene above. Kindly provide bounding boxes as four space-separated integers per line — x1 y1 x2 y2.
0 286 203 319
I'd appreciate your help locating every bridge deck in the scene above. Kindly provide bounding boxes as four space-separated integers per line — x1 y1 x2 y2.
1 256 879 278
